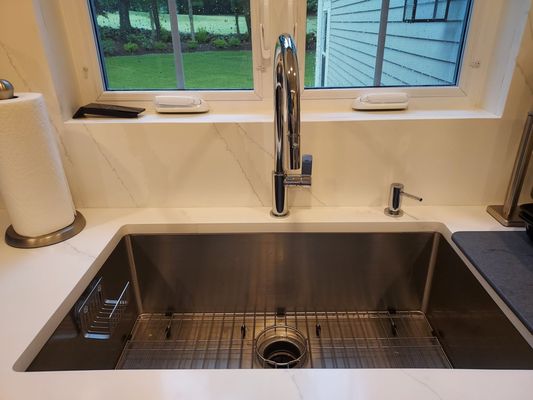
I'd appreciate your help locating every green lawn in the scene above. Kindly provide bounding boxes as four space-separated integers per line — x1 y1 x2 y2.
98 12 248 35
304 50 316 87
105 50 316 90
97 12 317 35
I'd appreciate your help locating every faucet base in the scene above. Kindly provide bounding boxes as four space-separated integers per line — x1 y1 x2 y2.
270 210 289 218
384 207 403 217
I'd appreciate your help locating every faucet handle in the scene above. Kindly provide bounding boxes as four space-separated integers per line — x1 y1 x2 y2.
284 154 313 187
302 154 313 176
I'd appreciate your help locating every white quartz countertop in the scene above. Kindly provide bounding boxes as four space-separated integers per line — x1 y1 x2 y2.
0 206 532 400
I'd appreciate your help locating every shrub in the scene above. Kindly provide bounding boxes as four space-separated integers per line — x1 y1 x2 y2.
306 32 316 51
126 33 153 49
154 41 168 51
101 38 117 55
123 42 139 53
160 29 172 43
180 33 192 42
126 33 142 43
212 38 228 49
187 40 199 50
196 28 210 44
143 39 154 50
99 26 120 41
228 37 241 47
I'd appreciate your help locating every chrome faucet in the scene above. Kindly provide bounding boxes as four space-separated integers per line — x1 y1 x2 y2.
272 34 313 217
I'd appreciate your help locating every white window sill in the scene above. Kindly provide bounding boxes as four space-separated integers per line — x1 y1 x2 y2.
64 107 499 125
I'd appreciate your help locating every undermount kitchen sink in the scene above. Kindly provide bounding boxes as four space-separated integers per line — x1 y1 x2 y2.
27 232 533 371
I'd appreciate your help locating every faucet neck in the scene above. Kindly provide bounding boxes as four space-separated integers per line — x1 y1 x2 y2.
273 34 300 174
272 34 312 218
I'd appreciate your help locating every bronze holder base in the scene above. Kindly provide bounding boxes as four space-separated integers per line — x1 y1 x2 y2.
5 211 86 248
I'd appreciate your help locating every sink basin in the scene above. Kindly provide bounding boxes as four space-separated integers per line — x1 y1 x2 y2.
27 231 533 370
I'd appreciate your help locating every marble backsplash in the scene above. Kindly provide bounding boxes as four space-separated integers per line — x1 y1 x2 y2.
61 117 530 208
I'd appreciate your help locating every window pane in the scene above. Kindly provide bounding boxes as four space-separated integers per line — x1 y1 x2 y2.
89 0 253 90
415 0 437 20
306 0 471 88
435 0 450 20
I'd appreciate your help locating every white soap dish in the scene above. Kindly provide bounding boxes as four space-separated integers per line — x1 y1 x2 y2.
155 95 209 113
352 92 408 111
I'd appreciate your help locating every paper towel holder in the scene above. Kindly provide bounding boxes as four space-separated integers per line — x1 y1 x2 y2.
5 211 86 249
0 79 15 100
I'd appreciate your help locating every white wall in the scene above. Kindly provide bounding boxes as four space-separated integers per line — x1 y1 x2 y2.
0 0 532 209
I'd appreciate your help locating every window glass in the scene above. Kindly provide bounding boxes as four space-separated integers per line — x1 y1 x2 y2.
306 0 471 88
89 0 253 90
404 0 450 22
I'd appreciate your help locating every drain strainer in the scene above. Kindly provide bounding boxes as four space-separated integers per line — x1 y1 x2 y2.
254 325 308 368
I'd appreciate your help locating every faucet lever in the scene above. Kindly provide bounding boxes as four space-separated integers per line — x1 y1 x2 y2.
302 154 313 176
284 154 312 187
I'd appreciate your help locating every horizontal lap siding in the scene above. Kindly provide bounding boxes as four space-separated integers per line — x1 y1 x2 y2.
382 0 469 85
319 0 469 87
325 0 381 87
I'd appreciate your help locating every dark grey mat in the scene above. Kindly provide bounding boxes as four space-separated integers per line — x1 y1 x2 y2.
452 231 533 333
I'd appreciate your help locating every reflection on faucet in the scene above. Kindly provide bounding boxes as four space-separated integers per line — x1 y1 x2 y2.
272 34 313 217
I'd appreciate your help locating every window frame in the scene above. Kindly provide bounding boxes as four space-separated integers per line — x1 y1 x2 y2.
58 0 529 116
62 0 266 104
296 0 506 106
403 0 451 23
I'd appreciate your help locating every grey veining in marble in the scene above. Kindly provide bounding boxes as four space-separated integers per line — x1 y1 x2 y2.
452 231 533 333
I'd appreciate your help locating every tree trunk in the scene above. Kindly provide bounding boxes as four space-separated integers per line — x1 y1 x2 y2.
151 0 161 40
242 1 251 38
187 0 195 40
234 13 241 35
231 0 241 35
118 0 132 33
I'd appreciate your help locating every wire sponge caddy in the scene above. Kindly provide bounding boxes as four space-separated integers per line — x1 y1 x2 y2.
75 277 130 340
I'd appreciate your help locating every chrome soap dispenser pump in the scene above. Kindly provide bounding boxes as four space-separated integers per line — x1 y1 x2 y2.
385 183 423 217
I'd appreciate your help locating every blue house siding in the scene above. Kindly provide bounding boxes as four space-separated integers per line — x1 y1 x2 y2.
314 0 471 87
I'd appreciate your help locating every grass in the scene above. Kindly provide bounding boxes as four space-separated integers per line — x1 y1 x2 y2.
304 50 316 87
105 51 253 89
98 12 248 35
105 51 317 90
97 12 317 35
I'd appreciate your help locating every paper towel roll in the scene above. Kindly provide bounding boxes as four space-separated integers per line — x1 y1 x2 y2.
0 93 75 237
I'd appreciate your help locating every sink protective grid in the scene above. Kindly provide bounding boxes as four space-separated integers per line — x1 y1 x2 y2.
116 311 451 369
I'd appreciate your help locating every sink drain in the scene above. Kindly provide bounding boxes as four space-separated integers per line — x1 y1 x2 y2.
255 325 308 368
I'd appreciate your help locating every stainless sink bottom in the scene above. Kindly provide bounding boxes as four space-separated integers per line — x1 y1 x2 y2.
117 311 450 369
26 232 533 371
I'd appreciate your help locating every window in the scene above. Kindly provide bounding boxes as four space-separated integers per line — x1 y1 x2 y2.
306 0 472 88
59 0 528 116
89 0 253 91
403 0 451 23
88 0 471 92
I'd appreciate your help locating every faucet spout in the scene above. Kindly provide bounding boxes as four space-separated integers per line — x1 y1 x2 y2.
272 34 313 217
274 34 300 172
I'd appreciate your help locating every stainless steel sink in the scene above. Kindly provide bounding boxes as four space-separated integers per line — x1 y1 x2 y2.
27 232 533 370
